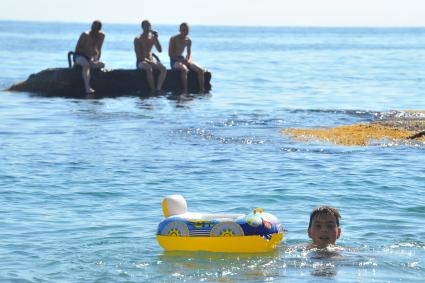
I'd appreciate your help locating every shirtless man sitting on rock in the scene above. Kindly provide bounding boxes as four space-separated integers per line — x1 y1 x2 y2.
169 22 205 94
134 20 167 92
74 20 105 96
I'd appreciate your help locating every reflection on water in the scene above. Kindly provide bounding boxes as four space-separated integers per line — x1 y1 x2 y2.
304 245 347 278
158 250 281 282
135 91 212 109
153 245 376 281
168 92 212 108
311 262 337 277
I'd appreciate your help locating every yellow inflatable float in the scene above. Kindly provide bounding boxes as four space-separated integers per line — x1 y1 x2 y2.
156 195 284 253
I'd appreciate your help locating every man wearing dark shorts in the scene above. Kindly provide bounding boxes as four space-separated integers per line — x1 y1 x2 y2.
169 22 205 93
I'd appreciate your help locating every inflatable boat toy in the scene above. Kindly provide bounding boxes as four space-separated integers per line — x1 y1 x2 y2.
156 195 284 253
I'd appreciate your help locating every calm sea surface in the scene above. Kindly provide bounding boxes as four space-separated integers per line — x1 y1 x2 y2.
1 21 425 282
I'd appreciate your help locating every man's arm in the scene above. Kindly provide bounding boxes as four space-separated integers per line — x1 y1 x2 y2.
97 33 105 60
153 34 162 53
134 37 142 61
168 37 175 59
75 32 86 54
186 38 192 62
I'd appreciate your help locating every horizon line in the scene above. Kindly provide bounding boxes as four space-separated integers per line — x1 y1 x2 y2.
1 18 424 29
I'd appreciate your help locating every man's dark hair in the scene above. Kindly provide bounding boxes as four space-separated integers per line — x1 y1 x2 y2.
180 22 189 30
92 20 102 30
142 20 150 29
308 206 341 228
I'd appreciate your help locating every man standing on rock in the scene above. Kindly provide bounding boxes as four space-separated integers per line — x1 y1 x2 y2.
134 20 167 92
74 20 105 96
169 22 205 94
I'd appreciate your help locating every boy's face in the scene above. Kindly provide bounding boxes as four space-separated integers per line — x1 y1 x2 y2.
308 213 341 248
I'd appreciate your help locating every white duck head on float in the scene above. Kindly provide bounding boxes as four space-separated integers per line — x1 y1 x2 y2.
156 195 284 253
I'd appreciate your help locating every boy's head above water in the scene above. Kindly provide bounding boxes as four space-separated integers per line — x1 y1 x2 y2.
308 206 341 248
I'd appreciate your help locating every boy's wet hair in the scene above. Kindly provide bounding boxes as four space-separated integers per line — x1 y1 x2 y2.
308 206 341 228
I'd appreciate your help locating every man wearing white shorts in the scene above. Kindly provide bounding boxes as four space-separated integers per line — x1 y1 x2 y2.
74 20 105 96
134 20 167 92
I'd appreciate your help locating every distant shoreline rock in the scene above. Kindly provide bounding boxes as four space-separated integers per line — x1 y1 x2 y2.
7 68 212 98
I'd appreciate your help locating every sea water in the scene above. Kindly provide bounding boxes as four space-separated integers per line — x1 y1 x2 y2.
0 21 424 282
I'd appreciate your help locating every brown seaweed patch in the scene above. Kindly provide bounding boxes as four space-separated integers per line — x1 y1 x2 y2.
281 123 425 146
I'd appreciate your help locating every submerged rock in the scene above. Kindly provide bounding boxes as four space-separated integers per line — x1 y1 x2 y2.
281 111 425 146
7 68 212 98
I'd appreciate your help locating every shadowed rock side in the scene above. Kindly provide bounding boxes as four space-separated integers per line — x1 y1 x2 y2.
7 68 212 98
281 111 425 146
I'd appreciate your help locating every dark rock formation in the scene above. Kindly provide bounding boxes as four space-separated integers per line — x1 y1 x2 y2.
7 68 212 98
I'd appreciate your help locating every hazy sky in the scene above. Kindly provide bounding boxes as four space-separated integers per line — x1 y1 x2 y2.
1 0 424 26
